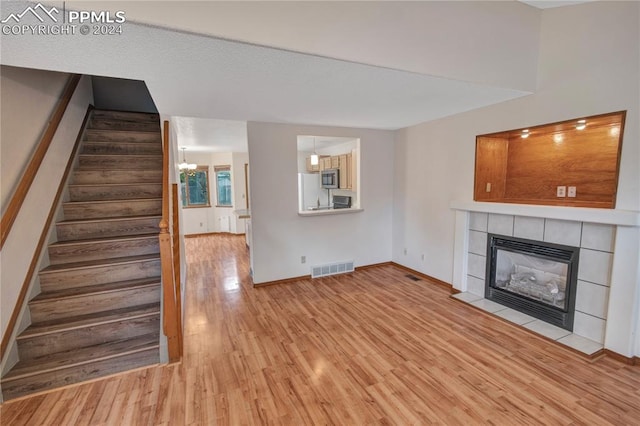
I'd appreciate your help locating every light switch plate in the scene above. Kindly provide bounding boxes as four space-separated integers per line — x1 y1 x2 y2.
568 186 577 197
557 186 567 197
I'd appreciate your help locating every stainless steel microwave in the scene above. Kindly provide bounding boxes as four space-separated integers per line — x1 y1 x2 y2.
321 169 339 189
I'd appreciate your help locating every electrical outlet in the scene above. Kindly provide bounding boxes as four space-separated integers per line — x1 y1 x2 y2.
556 186 566 197
301 256 306 264
485 182 492 192
568 186 577 197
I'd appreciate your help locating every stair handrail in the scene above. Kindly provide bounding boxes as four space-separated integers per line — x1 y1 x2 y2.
159 120 182 362
0 74 81 250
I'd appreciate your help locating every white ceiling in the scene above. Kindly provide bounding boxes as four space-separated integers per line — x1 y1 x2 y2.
2 1 596 153
2 3 531 137
172 117 247 153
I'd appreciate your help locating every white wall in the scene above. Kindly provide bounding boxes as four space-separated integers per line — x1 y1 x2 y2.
247 121 394 284
392 2 640 355
0 65 70 212
91 1 541 91
393 1 639 282
180 151 248 235
0 73 94 346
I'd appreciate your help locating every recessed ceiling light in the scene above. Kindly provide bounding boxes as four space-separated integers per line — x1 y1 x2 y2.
576 119 587 130
521 129 530 139
553 134 564 143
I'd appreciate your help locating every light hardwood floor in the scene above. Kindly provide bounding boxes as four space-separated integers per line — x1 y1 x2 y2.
2 234 639 424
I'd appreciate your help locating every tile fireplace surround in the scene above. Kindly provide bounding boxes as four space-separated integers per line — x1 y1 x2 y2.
451 201 640 358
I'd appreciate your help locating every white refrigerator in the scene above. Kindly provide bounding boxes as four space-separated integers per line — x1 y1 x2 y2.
298 173 325 211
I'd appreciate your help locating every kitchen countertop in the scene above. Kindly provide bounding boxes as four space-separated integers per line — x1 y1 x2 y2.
233 209 251 219
298 208 364 217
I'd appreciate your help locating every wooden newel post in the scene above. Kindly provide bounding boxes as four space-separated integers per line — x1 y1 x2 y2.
159 219 180 362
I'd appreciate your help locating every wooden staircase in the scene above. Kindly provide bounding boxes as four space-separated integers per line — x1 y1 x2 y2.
1 110 164 400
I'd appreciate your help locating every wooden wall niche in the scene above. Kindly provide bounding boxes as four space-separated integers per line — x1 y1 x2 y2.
474 111 625 208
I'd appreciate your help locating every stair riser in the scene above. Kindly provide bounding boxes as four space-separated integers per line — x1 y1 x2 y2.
69 184 162 202
89 118 160 132
17 315 160 361
39 259 161 292
79 155 163 170
92 111 159 122
81 142 162 155
4 346 159 400
63 200 162 220
84 129 161 143
48 238 160 265
30 285 161 323
56 217 160 242
71 170 162 185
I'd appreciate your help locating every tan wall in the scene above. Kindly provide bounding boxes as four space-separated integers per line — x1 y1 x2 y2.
0 66 70 213
0 71 94 360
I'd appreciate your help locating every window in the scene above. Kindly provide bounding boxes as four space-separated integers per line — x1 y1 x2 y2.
180 166 210 208
215 165 232 207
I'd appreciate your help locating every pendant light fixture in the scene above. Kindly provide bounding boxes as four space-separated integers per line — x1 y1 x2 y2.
179 147 197 173
310 137 319 166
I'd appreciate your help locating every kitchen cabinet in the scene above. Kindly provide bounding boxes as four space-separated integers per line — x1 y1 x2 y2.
307 151 357 191
338 153 355 190
339 154 349 189
306 156 330 173
320 157 332 171
331 156 340 168
350 149 357 191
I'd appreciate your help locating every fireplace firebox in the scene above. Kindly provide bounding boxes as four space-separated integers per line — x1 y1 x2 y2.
485 234 579 331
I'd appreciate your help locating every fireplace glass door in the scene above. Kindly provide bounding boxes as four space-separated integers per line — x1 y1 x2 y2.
486 234 579 330
494 250 568 310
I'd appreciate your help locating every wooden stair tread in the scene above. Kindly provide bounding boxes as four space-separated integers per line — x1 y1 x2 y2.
68 183 162 188
83 140 160 145
64 198 162 206
40 253 160 273
92 109 159 116
71 170 163 176
92 109 159 117
18 303 160 339
61 199 162 219
2 334 159 382
73 168 162 170
85 128 160 134
81 142 162 153
49 233 158 248
57 215 161 225
31 277 161 303
78 154 162 158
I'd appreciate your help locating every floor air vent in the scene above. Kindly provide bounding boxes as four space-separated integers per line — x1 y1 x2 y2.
405 274 422 281
311 261 355 278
